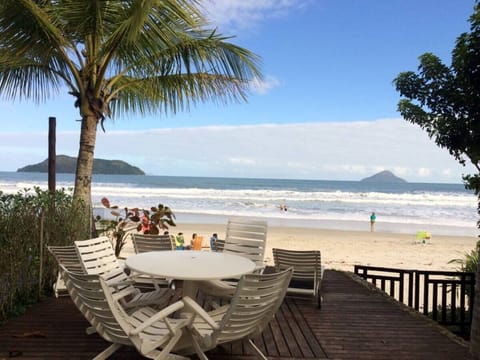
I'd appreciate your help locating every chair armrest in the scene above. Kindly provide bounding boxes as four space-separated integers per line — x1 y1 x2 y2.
105 277 138 302
197 280 236 298
108 279 135 289
182 296 220 330
254 265 265 274
129 300 185 335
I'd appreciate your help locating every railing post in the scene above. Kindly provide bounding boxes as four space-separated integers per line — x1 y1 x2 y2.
414 271 420 311
470 272 476 324
432 283 438 320
450 282 457 328
399 270 404 303
441 282 447 324
408 270 414 307
460 273 467 335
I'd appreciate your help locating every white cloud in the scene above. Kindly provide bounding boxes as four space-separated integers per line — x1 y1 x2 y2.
322 164 367 175
229 157 257 165
442 168 452 177
418 168 431 177
202 0 310 31
0 118 474 183
250 76 281 95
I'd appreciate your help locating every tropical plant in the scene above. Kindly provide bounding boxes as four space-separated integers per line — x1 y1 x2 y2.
97 197 175 257
449 241 480 274
0 1 262 230
448 241 479 301
393 2 480 356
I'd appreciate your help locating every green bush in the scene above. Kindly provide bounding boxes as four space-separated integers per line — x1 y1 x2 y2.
0 187 87 323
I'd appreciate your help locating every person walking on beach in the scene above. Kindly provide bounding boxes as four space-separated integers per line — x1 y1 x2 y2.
370 212 376 232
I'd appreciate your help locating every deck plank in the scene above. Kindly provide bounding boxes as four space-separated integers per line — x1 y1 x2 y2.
0 270 472 359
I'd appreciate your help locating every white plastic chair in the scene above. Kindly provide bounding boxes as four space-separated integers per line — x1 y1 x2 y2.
59 264 191 359
223 218 268 272
178 268 293 359
198 218 268 299
74 236 172 309
132 233 175 253
272 248 323 308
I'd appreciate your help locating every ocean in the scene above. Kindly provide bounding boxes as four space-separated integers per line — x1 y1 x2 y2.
0 171 478 237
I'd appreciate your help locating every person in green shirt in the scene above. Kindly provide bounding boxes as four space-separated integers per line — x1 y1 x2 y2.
370 212 376 232
175 232 185 250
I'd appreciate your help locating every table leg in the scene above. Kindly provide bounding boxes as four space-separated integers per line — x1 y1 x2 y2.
182 280 198 299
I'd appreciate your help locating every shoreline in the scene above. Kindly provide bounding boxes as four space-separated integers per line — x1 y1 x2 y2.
121 221 478 273
173 212 478 237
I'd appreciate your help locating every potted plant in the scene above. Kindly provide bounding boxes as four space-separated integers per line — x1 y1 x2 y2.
96 197 176 257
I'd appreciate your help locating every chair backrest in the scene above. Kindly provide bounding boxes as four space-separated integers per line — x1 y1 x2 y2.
223 218 268 269
214 267 292 344
74 236 122 275
272 248 321 283
48 245 86 297
47 245 84 273
272 248 322 299
59 264 126 345
58 264 132 346
132 233 175 253
214 239 225 252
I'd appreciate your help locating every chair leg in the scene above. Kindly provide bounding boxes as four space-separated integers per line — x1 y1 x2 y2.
247 339 268 360
162 354 190 359
186 332 209 360
92 343 122 360
151 330 181 359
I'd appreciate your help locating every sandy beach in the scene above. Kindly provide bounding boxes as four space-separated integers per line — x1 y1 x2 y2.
121 223 478 273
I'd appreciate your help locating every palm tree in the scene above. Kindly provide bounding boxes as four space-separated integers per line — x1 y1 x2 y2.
0 0 261 230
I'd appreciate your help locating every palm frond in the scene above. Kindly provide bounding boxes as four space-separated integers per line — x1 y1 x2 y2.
105 33 262 116
0 0 81 101
110 72 249 117
0 0 262 120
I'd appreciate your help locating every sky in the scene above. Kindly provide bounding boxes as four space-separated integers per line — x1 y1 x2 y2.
0 0 477 183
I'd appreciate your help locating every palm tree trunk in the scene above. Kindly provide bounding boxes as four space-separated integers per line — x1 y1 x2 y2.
73 114 98 236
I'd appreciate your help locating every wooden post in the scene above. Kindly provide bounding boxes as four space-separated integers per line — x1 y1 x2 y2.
45 117 56 295
48 117 56 194
39 212 44 299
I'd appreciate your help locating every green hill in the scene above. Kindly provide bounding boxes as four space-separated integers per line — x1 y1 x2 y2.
17 155 145 175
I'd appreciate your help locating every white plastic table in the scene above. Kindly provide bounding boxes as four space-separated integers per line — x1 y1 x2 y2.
125 250 256 298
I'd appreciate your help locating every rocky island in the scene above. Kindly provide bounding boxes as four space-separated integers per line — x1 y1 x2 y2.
361 170 407 183
17 155 145 175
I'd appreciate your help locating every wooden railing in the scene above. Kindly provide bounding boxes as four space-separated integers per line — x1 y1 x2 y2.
354 265 475 337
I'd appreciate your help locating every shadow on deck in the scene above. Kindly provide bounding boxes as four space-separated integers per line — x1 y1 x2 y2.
0 270 472 359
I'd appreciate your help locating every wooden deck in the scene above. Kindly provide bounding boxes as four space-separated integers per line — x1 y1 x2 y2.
0 270 472 359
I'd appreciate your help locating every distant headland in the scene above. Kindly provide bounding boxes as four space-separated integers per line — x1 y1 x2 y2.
360 170 407 183
17 155 145 175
